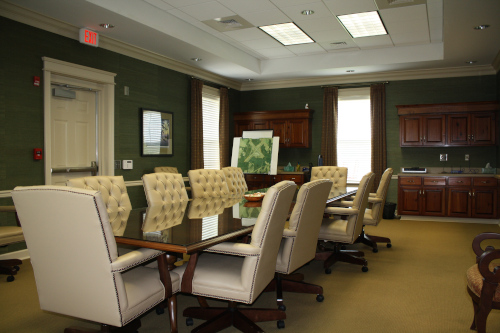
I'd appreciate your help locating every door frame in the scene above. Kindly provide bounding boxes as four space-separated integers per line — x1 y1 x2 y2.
43 57 116 185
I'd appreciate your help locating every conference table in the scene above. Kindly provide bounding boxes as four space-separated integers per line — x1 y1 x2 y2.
113 186 357 332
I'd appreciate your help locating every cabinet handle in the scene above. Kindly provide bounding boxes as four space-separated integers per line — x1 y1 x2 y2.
481 181 487 184
457 181 463 183
468 135 471 140
472 191 475 197
422 190 425 195
431 180 438 183
423 136 426 142
291 177 296 180
469 191 471 197
420 137 423 142
419 190 422 195
408 180 414 183
471 134 474 141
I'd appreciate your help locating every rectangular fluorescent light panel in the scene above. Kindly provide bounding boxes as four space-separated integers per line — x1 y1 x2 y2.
259 22 314 46
337 11 387 38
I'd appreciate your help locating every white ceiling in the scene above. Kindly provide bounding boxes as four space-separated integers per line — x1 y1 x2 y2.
3 0 500 88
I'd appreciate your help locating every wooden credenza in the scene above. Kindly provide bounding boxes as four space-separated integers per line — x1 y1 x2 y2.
234 109 313 148
398 101 498 147
398 175 498 219
245 173 305 190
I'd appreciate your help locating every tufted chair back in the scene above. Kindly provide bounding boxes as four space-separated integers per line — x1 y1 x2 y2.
142 172 188 205
188 197 227 219
67 176 132 233
310 166 348 190
154 166 179 174
364 168 393 226
344 172 375 243
188 169 230 198
222 167 248 196
11 186 167 328
142 201 188 233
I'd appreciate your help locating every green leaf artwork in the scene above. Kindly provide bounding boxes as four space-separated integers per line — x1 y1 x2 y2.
237 138 273 174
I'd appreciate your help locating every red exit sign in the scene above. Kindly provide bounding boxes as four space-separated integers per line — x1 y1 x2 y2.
79 28 99 47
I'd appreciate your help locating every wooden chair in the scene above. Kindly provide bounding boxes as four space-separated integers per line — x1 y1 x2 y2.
466 232 500 333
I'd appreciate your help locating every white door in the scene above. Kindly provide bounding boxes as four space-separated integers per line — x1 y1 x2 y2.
50 85 98 185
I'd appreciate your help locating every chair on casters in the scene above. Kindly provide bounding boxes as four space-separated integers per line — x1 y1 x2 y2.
222 167 248 196
188 169 230 199
12 186 181 333
466 232 500 333
180 181 297 332
0 207 24 282
315 172 375 273
154 166 179 174
268 179 333 311
310 166 348 189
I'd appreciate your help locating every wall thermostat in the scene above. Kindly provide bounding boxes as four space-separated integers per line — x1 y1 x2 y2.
122 160 133 170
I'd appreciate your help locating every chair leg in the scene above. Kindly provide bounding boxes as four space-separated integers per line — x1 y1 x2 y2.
365 233 392 250
0 259 22 282
316 242 368 272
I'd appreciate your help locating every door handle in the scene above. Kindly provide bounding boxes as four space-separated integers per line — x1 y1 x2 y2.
52 161 98 176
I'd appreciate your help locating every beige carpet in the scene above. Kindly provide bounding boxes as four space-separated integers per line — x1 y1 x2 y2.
2 219 500 333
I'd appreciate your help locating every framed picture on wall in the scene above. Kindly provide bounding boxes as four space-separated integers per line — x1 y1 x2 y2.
141 108 173 156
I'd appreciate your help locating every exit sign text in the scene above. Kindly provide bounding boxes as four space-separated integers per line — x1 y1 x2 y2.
79 28 99 47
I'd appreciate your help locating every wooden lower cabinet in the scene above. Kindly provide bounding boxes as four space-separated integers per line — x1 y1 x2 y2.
399 175 499 219
245 173 304 190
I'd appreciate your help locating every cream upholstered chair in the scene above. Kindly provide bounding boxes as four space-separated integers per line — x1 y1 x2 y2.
67 176 132 234
222 167 248 196
143 172 189 205
188 197 227 219
154 166 179 174
12 186 181 332
466 232 500 333
188 169 229 199
0 207 24 282
310 166 348 196
270 179 333 310
315 172 375 273
181 181 297 332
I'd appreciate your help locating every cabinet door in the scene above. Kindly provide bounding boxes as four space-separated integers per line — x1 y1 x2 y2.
447 114 470 146
398 186 421 215
471 113 495 145
472 188 497 218
447 187 471 217
422 187 446 216
235 121 252 137
422 115 445 146
270 120 287 146
253 120 270 131
287 119 308 148
400 116 422 146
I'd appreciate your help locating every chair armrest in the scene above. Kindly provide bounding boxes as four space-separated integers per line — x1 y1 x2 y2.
478 249 500 284
205 242 261 256
368 197 383 204
324 207 359 216
283 228 297 238
111 248 164 272
368 193 376 197
472 232 500 259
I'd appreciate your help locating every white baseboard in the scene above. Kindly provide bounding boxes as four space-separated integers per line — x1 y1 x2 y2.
0 249 30 260
400 215 500 225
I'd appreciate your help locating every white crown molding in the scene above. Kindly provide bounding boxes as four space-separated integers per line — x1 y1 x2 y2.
0 1 242 90
240 65 497 91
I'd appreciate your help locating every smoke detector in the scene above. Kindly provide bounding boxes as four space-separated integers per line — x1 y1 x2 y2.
203 15 254 32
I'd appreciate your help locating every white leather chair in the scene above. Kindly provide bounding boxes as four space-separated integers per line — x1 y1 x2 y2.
315 172 375 273
188 169 230 199
154 166 179 174
271 179 333 310
12 186 181 332
180 181 297 332
0 207 24 282
222 167 248 196
310 166 348 196
188 197 227 219
67 176 132 234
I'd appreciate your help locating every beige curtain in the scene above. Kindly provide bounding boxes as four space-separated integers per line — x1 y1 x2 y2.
219 87 230 168
321 87 338 166
370 83 387 189
191 78 204 170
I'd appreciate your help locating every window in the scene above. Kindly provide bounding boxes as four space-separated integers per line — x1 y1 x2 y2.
202 86 220 170
337 87 371 183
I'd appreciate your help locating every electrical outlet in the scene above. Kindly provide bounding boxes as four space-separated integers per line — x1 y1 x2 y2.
465 154 469 161
440 154 448 161
114 160 121 169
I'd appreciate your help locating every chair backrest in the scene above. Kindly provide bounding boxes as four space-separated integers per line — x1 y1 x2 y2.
222 167 248 196
311 166 348 188
11 186 126 326
154 166 179 174
142 201 188 232
276 179 333 274
66 176 131 233
246 180 296 300
345 172 375 243
188 169 230 198
188 197 227 219
367 168 393 225
143 172 189 205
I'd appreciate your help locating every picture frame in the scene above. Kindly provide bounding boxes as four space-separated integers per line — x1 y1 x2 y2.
141 108 173 156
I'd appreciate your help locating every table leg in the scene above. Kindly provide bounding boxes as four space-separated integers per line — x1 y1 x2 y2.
157 254 178 333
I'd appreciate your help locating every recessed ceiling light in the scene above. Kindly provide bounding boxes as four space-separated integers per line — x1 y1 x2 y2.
191 58 202 62
337 11 387 38
99 23 115 29
301 10 314 15
346 70 355 73
474 25 490 30
259 22 315 46
246 79 254 81
465 60 477 64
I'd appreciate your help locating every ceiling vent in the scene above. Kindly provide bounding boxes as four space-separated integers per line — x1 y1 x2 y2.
331 41 348 47
375 0 426 9
203 15 254 32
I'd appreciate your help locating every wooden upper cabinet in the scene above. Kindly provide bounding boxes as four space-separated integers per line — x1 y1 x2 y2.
234 109 313 148
398 101 498 147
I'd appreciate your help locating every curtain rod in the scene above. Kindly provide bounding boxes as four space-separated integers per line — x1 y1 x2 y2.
321 81 389 88
191 76 230 90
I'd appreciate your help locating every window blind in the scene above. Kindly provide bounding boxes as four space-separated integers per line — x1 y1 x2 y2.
142 110 161 155
202 86 220 170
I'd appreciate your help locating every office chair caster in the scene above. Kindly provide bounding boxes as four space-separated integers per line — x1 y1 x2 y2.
372 248 379 253
278 304 286 311
362 266 368 272
277 320 285 329
7 275 15 282
325 268 332 274
186 317 194 326
387 243 392 248
155 306 164 315
316 294 324 302
14 265 20 271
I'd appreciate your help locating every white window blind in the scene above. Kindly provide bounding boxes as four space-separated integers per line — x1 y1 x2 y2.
201 216 218 240
337 87 371 183
142 111 161 155
202 86 220 170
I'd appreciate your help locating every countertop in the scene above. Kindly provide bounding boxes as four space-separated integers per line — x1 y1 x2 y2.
398 172 499 179
277 171 305 175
